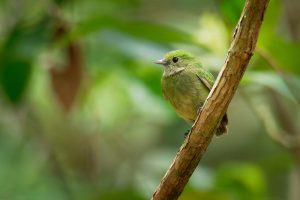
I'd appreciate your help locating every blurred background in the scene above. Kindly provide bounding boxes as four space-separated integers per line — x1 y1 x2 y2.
0 0 300 199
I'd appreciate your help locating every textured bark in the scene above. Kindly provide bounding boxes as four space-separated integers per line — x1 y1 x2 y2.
151 0 269 199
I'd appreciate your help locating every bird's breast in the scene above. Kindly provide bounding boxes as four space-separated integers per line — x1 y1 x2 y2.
162 71 209 123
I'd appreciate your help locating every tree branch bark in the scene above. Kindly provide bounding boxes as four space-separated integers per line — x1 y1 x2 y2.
151 0 270 199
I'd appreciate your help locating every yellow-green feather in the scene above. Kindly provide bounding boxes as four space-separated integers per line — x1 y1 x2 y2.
161 50 228 135
162 66 210 123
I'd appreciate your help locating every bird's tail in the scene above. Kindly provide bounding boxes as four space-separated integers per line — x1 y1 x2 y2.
215 114 228 136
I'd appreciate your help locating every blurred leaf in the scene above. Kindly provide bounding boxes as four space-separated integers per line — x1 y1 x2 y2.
69 15 195 45
219 0 244 26
242 71 298 104
264 39 300 74
256 0 300 74
0 19 50 104
132 65 162 96
258 30 300 75
180 187 229 200
0 58 32 103
53 0 71 5
215 163 267 199
259 0 280 33
99 190 145 200
194 13 228 55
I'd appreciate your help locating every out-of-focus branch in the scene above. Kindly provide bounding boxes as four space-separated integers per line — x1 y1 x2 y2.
256 48 300 104
283 0 300 40
151 0 269 199
241 88 300 200
240 89 295 149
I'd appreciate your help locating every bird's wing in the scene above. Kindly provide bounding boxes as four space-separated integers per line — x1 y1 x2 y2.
196 73 212 90
193 63 215 90
194 63 228 135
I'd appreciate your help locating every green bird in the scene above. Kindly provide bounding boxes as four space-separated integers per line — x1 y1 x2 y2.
156 50 228 136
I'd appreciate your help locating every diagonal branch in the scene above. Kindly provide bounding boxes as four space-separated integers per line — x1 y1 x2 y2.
151 0 270 199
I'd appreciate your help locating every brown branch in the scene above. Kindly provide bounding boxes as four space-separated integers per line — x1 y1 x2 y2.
151 0 269 199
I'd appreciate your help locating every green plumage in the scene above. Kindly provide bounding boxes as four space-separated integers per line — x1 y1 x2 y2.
162 67 210 123
157 50 228 135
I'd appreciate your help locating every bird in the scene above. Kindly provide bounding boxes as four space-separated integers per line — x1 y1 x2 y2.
155 50 228 136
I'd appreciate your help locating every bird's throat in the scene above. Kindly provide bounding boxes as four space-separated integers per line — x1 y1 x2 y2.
163 67 185 77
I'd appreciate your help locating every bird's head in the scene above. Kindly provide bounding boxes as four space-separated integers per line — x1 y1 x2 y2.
155 50 196 76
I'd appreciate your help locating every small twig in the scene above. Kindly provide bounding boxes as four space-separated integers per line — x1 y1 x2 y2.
151 0 270 199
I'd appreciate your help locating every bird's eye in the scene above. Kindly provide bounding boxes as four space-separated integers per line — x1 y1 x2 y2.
172 57 179 63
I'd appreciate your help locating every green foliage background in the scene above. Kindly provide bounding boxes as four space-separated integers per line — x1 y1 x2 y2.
0 0 299 199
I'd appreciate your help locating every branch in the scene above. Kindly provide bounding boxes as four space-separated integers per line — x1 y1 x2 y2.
151 0 269 199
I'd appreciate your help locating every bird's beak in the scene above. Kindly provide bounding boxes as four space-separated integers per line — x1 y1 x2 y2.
155 58 167 65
